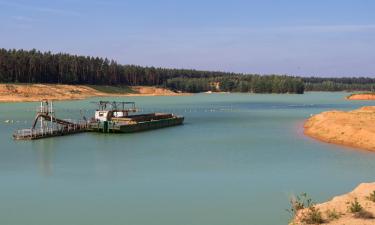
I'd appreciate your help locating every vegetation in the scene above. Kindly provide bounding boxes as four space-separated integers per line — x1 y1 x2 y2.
367 191 375 202
1 48 374 94
301 206 324 224
287 193 313 218
348 198 374 219
87 85 136 94
303 77 375 92
287 193 325 224
0 48 305 94
349 198 363 213
325 209 341 220
166 76 305 93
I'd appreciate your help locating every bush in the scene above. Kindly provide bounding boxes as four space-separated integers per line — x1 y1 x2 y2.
349 198 363 213
348 198 374 219
367 191 375 202
325 209 341 220
301 206 324 224
287 193 313 218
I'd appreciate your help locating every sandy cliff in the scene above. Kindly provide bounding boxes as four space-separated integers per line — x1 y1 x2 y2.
304 106 375 152
347 93 375 100
292 183 375 225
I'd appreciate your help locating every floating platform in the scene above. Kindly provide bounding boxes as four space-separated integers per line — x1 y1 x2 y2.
13 100 184 140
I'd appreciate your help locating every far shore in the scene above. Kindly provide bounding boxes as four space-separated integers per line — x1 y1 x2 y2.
304 106 375 152
0 84 189 103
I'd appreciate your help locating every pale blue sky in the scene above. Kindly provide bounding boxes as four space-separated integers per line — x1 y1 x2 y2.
0 0 374 77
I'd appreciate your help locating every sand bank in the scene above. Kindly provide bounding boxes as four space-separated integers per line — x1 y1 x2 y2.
304 106 375 152
292 182 375 225
347 93 375 100
0 84 185 102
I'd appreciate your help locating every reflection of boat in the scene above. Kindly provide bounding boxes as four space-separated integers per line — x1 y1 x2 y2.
87 101 184 133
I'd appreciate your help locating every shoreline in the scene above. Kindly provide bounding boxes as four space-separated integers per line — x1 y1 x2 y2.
347 93 375 100
304 106 375 152
0 84 189 103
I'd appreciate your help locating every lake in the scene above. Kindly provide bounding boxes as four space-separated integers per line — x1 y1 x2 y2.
1 92 375 225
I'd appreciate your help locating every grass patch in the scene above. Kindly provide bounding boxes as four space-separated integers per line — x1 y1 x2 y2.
88 85 138 94
325 209 341 221
301 206 324 224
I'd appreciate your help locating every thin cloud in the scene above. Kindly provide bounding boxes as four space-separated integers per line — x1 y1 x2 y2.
11 16 34 22
0 1 82 16
137 24 375 39
213 25 375 34
274 24 375 33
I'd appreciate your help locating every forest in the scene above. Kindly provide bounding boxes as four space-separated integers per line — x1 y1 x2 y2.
0 48 374 94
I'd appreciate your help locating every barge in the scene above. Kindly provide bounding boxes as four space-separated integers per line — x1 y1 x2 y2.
13 100 184 140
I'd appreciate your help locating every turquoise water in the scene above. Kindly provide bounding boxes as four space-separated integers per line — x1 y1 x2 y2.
1 92 375 225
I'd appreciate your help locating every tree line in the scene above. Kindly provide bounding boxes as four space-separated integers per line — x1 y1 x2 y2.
0 48 374 94
166 76 305 94
303 77 375 92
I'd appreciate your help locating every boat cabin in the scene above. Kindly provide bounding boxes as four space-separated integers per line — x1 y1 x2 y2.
93 101 137 122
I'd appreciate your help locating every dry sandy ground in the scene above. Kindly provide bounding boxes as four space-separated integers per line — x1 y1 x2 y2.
304 106 375 152
292 183 375 225
347 94 375 100
0 84 184 102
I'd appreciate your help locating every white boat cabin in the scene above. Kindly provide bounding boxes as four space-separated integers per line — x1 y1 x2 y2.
95 111 110 122
95 110 127 122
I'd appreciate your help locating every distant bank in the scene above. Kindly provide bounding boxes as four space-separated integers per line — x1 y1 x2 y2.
0 84 186 102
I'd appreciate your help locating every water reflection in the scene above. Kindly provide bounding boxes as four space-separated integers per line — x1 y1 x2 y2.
32 140 55 177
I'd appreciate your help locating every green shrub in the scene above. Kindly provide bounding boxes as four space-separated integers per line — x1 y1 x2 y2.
287 193 313 218
325 209 341 220
301 206 324 224
349 198 363 213
367 191 375 202
348 198 374 219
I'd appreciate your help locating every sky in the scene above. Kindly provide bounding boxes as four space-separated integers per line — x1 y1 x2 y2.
0 0 374 77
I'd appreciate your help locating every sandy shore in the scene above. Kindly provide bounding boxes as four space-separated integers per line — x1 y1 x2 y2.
292 182 375 225
347 93 375 100
0 84 185 102
304 106 375 152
